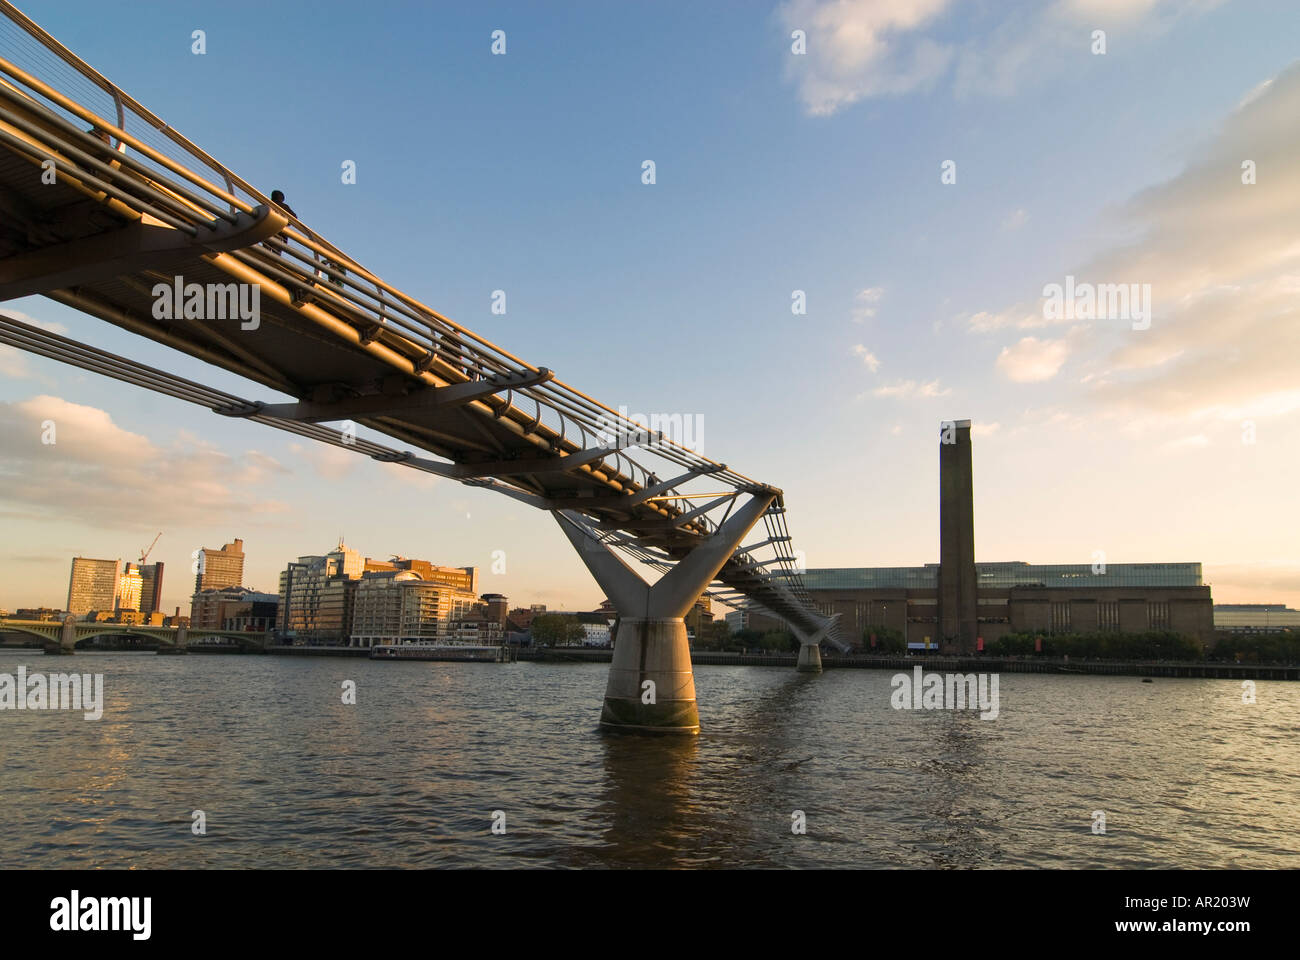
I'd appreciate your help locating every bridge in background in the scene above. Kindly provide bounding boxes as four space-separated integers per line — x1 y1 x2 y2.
0 618 267 651
0 1 843 733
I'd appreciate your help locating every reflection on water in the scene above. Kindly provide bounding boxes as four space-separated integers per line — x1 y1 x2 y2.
0 652 1296 868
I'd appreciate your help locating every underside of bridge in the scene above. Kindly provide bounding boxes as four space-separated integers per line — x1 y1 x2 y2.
0 1 844 731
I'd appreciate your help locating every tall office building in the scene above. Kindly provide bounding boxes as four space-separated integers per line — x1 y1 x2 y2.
195 538 245 594
139 562 164 615
939 419 978 654
117 562 143 612
66 557 120 617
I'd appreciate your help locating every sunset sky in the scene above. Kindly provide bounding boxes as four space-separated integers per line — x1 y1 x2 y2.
2 0 1297 616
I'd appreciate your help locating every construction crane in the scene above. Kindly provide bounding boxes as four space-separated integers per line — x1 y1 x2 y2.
139 532 162 565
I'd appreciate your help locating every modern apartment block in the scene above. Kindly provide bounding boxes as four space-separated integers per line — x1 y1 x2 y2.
66 556 120 617
277 542 364 643
277 543 485 645
363 557 477 594
194 538 245 594
350 570 480 646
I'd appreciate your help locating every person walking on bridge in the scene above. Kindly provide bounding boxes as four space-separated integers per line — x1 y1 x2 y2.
265 189 297 260
269 189 296 219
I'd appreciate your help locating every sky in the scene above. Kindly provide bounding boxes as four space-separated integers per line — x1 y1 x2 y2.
2 0 1298 616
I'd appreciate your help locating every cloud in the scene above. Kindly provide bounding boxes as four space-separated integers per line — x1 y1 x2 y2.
0 310 69 382
996 337 1070 382
779 0 955 115
1157 433 1210 454
288 441 359 480
1073 64 1300 427
380 459 438 490
781 0 1223 113
851 343 881 371
0 396 290 528
1 309 67 335
968 62 1300 438
1002 208 1029 231
852 286 885 322
871 378 950 399
952 0 1223 98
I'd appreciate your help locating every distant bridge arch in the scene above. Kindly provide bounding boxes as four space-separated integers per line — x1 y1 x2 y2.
0 619 268 652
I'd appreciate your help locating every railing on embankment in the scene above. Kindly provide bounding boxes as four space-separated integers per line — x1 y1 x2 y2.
823 655 1299 680
519 649 1299 679
256 645 1299 679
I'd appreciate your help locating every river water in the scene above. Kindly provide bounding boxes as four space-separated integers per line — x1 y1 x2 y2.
1 651 1296 869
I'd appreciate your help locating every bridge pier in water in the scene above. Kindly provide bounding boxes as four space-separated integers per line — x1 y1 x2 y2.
42 615 78 656
792 615 840 673
555 491 778 735
158 624 189 654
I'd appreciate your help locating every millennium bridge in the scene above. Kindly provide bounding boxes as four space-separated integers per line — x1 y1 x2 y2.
0 1 843 733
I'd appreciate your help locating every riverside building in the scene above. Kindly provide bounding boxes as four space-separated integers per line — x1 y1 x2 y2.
753 420 1215 650
66 557 120 617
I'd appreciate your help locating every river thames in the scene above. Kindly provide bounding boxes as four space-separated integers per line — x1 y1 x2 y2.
1 651 1296 869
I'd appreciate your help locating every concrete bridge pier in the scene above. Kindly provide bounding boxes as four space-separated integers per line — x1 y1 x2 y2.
158 624 189 654
795 643 822 672
43 614 77 655
792 614 840 673
555 490 778 734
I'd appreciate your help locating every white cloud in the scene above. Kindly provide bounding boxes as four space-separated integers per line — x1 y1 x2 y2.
0 311 69 382
288 441 358 480
0 395 289 528
1158 433 1210 454
779 0 955 115
1 309 67 334
851 343 881 371
968 62 1300 435
781 0 1223 113
852 286 885 322
1002 208 1029 231
963 308 1047 333
996 337 1070 383
1074 64 1300 427
872 378 950 399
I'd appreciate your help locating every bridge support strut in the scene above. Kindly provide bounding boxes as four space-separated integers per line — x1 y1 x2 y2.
43 614 78 655
792 615 839 673
555 491 778 734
